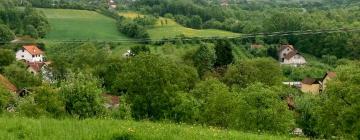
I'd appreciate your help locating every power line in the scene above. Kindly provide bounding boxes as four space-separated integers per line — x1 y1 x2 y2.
6 27 360 44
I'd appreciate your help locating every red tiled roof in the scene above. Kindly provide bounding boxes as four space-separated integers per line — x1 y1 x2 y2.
0 74 17 93
301 78 321 85
23 45 43 55
27 62 45 72
284 51 299 60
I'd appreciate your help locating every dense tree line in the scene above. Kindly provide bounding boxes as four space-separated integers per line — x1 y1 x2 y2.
0 1 50 40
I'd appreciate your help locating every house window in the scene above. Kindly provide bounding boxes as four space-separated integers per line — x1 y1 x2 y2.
22 49 24 52
21 55 24 58
32 55 35 58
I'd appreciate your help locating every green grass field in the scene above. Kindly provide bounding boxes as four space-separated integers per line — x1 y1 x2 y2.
39 9 130 41
119 12 239 40
0 117 295 140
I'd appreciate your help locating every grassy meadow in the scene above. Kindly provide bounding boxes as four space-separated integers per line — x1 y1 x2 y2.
0 117 296 140
39 9 130 41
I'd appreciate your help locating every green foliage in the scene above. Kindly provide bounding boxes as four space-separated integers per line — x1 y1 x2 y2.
133 15 157 26
0 49 15 70
214 40 234 67
60 72 105 118
192 44 216 77
232 83 295 133
0 86 12 114
295 94 322 137
117 18 150 39
224 58 283 88
191 78 236 127
0 24 15 43
33 85 65 118
170 92 201 123
315 63 360 139
115 54 198 120
111 95 132 120
0 117 293 140
3 63 42 89
130 45 150 56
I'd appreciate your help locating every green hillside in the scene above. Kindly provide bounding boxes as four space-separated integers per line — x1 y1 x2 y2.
0 117 293 140
119 12 239 40
39 9 130 41
148 17 239 40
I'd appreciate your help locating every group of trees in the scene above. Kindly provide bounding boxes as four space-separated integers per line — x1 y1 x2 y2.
116 16 154 39
0 1 50 40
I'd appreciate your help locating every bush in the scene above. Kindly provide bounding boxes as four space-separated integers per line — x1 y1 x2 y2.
0 86 12 113
60 72 105 118
231 83 295 133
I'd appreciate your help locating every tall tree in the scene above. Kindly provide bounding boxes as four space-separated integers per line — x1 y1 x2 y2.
115 54 198 120
192 44 216 77
0 24 15 43
214 40 234 68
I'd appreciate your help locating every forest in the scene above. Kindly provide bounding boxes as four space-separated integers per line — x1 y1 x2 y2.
0 0 360 139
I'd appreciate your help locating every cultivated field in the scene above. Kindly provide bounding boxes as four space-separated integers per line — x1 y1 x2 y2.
39 9 130 41
0 117 294 140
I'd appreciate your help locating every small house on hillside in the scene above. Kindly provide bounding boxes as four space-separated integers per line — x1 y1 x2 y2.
16 45 44 62
26 62 54 82
278 45 306 67
300 72 337 94
301 78 322 94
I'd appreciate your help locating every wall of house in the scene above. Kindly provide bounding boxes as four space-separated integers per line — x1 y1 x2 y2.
301 84 320 94
278 48 293 61
16 50 32 62
283 55 306 66
16 50 44 62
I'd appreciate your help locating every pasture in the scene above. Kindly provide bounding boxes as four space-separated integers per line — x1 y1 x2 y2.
39 9 130 41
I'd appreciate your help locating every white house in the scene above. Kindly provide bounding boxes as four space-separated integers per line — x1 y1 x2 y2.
282 51 307 66
16 45 44 62
278 45 306 66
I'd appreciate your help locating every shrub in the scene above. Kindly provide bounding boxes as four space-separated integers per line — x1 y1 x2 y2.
60 72 105 118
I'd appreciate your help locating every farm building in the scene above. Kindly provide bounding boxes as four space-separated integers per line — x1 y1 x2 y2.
300 72 337 94
300 78 322 94
16 45 44 62
278 45 306 67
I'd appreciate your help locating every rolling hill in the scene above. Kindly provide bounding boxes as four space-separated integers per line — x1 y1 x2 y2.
119 11 240 40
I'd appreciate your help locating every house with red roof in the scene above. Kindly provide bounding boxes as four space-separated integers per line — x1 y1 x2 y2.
16 45 44 62
278 45 306 67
